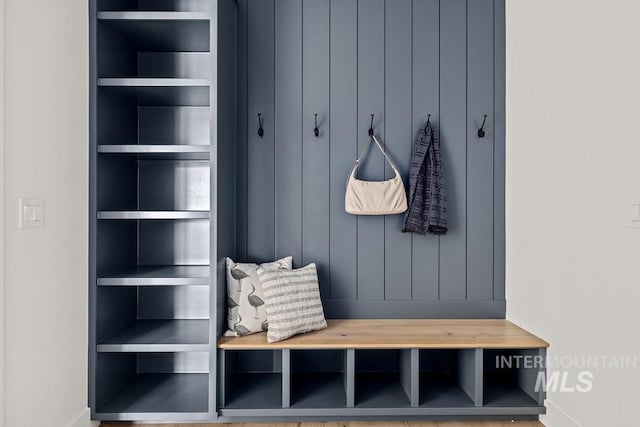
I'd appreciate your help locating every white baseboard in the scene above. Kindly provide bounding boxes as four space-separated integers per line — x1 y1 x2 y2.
541 399 581 427
66 408 98 427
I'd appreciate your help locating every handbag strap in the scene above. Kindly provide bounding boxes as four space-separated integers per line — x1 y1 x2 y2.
351 134 401 178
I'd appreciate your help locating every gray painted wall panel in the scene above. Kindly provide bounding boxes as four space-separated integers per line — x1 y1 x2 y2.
411 0 440 300
247 0 276 262
466 0 494 300
275 0 303 263
438 0 467 300
356 0 386 301
383 0 413 301
236 0 249 261
329 0 358 301
302 0 331 298
238 0 506 318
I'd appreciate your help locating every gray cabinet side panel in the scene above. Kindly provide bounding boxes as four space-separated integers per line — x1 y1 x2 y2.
466 0 494 300
274 0 303 264
246 0 276 262
329 0 358 301
302 0 331 297
438 0 467 300
383 0 413 301
410 0 440 301
356 0 385 301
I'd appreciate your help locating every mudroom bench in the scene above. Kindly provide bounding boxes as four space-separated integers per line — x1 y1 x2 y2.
217 319 549 422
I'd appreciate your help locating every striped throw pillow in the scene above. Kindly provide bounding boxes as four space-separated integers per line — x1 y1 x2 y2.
257 263 327 343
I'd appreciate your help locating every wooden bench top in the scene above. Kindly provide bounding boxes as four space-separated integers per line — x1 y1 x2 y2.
217 319 549 349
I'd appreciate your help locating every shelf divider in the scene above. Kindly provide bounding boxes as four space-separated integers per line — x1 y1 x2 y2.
345 349 355 408
282 349 291 408
399 348 419 408
458 348 483 406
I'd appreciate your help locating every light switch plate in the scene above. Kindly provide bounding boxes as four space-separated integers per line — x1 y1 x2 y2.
628 198 640 228
19 198 44 228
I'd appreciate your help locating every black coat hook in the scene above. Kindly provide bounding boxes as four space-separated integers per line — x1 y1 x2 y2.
477 114 488 138
368 114 375 137
424 114 431 132
313 113 319 137
257 113 264 138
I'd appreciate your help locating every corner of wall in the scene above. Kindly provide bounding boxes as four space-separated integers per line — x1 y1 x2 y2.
66 408 97 427
541 399 582 427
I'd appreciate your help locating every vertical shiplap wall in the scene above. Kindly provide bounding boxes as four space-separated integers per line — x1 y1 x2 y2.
236 0 505 318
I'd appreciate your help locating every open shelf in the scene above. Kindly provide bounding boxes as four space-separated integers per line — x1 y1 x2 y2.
98 85 209 106
222 350 283 409
419 373 475 408
224 373 282 409
291 373 346 408
98 13 210 54
97 319 209 352
290 350 347 408
483 349 545 408
97 211 210 220
98 265 210 286
419 349 477 408
483 382 540 407
96 373 209 415
354 350 411 408
98 145 210 160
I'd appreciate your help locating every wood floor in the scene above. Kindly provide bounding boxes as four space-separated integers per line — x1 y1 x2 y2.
104 422 544 427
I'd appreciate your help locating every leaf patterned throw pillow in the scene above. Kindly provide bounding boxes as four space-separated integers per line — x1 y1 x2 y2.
224 256 293 337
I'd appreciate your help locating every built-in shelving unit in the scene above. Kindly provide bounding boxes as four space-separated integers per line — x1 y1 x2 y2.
89 0 219 421
217 320 548 421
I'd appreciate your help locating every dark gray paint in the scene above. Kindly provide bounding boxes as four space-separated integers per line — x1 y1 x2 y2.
329 0 358 301
466 0 494 300
237 0 506 318
246 0 276 262
411 0 440 301
274 0 303 263
438 0 467 300
384 0 413 301
356 0 386 301
302 0 331 297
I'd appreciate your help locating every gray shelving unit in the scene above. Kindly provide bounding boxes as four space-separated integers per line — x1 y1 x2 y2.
88 0 235 421
217 347 546 422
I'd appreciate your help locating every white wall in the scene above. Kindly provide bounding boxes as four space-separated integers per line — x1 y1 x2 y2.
0 0 6 425
506 0 640 426
2 0 91 426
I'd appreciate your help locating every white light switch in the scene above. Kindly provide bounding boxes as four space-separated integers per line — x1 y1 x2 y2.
19 198 44 228
629 198 640 228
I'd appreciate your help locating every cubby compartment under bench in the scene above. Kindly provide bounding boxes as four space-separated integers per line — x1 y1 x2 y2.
217 319 549 422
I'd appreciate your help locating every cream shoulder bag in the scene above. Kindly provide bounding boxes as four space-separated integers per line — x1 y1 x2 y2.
345 135 408 215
